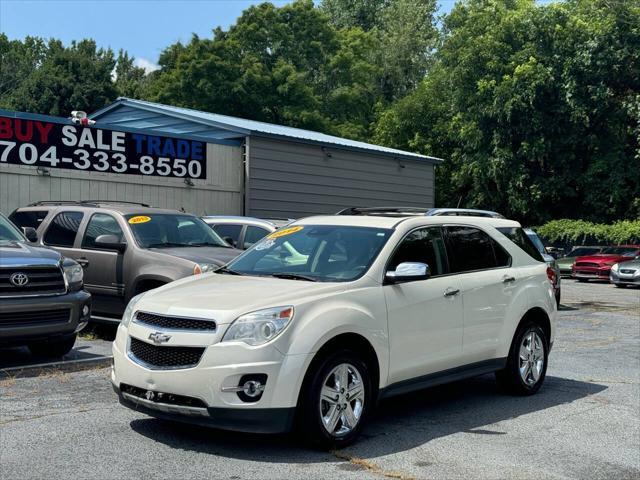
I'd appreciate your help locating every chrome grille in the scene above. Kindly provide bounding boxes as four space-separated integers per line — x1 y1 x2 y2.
0 266 66 297
135 311 216 331
620 269 636 274
128 337 204 369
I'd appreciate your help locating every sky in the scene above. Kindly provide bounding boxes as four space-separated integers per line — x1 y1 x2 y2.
0 0 459 72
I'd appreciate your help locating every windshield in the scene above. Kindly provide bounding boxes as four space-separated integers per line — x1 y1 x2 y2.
125 214 230 249
568 247 601 257
601 247 640 256
226 225 392 282
0 214 26 243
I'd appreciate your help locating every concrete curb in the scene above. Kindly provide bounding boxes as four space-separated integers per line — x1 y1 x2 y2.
0 355 113 379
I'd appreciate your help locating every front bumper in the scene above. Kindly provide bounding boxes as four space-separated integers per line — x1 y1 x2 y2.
572 267 611 280
113 383 295 433
111 322 312 433
0 289 91 346
610 271 640 285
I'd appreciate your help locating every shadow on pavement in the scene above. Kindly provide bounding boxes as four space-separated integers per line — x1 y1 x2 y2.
129 374 606 460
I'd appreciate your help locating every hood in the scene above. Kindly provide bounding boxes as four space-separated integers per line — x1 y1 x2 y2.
575 254 633 264
616 258 640 269
557 257 575 266
147 246 242 266
135 273 348 324
0 241 61 267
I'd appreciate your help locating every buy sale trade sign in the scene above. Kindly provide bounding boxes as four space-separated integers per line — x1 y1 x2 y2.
0 115 207 179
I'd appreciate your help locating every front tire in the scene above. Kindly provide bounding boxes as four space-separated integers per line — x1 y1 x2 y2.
496 322 548 395
614 283 627 288
298 349 372 450
29 334 77 358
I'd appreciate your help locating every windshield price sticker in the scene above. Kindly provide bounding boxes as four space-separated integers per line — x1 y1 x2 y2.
128 215 152 224
0 116 206 179
267 226 304 239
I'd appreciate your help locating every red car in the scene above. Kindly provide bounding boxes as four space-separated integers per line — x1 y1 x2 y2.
572 245 640 282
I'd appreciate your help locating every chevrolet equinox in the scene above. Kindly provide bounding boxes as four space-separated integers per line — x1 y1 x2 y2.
112 213 556 449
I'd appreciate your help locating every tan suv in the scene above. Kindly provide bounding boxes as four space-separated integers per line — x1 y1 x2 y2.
10 201 242 323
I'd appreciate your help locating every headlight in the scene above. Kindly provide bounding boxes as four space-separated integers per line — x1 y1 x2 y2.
194 263 218 275
121 293 145 327
611 263 619 272
63 263 83 288
222 306 294 346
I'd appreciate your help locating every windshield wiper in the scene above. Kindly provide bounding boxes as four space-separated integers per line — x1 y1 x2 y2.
270 273 318 282
215 266 243 275
146 242 191 248
189 242 230 248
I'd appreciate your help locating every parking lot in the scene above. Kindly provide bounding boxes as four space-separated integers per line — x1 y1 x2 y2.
1 281 638 480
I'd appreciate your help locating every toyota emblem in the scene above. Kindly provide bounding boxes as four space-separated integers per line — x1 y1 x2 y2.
9 272 29 287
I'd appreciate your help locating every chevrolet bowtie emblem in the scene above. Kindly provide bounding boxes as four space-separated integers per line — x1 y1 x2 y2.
148 332 171 344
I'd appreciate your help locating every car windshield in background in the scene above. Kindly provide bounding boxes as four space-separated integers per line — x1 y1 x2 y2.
125 214 230 249
0 215 25 242
226 225 392 282
601 247 640 256
569 247 601 257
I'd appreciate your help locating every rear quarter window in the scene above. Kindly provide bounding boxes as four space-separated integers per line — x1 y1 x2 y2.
497 227 544 262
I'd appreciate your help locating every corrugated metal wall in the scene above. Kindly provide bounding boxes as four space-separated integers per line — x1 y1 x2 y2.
247 137 435 218
0 143 243 216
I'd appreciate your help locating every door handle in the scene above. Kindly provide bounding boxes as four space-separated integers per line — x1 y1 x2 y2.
443 287 460 297
77 258 90 268
502 275 516 284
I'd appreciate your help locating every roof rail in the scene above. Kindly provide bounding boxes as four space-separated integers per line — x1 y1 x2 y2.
336 206 505 219
83 200 152 207
28 200 152 208
336 206 432 217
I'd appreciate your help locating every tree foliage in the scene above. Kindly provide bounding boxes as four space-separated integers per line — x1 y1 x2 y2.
375 0 640 224
0 0 637 223
536 219 640 245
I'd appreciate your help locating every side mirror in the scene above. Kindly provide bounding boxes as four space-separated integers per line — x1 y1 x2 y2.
223 236 236 247
95 234 127 252
385 262 430 284
22 227 38 242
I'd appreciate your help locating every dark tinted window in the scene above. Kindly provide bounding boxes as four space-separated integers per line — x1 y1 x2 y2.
44 212 83 247
244 226 269 249
445 226 504 272
388 227 448 276
82 214 125 249
212 224 243 247
9 210 49 229
497 227 544 262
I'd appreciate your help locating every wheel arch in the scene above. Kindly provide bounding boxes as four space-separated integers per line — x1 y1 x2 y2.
296 332 381 408
518 307 552 346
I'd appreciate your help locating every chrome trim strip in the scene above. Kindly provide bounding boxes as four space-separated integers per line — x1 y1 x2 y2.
121 392 209 417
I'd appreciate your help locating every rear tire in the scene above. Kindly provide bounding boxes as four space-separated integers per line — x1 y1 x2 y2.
496 322 548 396
577 278 588 283
29 334 77 358
298 349 372 450
555 289 561 307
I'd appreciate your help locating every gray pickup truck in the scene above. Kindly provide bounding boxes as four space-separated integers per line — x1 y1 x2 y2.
0 213 91 357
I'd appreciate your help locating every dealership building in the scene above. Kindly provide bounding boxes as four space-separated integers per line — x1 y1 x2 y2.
0 98 440 218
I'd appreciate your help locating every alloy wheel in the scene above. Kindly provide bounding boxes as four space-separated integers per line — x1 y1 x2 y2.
319 363 365 437
519 331 545 386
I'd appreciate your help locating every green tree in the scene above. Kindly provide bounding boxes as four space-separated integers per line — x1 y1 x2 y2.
0 38 118 116
320 0 390 31
376 0 640 224
114 50 147 98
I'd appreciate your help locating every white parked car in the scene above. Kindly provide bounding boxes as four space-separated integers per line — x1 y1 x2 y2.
111 214 556 448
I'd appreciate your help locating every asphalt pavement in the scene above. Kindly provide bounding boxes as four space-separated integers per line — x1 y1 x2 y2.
1 281 638 479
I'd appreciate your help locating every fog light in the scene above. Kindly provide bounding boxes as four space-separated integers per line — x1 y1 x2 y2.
221 374 268 402
242 380 264 398
82 305 90 317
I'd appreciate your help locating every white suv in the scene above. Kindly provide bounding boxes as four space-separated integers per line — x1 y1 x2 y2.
111 214 556 448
